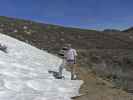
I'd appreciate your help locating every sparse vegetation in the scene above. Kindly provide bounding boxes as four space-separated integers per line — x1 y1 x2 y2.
0 16 133 93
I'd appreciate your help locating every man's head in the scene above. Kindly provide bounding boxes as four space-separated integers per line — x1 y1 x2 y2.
66 44 72 49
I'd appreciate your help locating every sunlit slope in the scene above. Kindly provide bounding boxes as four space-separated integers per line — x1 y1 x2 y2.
0 33 83 100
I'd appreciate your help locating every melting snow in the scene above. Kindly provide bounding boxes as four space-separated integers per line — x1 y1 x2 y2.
0 33 83 100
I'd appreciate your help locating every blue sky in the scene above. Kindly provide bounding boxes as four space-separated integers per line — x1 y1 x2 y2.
0 0 133 30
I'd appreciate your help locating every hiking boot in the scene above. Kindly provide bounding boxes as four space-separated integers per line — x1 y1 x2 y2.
71 74 77 80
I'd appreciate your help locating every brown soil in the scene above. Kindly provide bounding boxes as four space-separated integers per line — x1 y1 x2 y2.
71 65 133 100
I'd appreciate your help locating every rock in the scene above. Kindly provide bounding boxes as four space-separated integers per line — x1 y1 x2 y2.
13 29 18 33
0 28 3 32
25 30 32 35
23 26 28 30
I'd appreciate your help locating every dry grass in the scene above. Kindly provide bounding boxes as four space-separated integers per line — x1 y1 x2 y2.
71 65 133 100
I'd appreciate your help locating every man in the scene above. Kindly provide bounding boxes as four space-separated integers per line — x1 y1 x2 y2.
65 44 78 80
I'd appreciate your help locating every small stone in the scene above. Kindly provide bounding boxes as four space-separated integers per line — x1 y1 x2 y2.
23 26 28 30
0 28 3 32
60 38 65 41
14 29 18 33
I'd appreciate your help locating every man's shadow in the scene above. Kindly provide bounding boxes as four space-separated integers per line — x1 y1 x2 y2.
48 70 64 79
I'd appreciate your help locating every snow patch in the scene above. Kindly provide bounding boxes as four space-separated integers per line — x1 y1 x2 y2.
0 33 83 100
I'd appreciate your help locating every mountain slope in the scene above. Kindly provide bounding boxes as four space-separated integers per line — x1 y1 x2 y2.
0 16 133 94
0 33 83 100
123 27 133 33
0 16 133 50
0 31 132 100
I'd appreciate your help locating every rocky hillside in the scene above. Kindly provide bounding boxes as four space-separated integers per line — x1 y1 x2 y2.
0 16 133 92
123 27 133 33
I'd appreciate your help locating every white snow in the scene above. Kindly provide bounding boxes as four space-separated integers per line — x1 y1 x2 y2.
0 33 83 100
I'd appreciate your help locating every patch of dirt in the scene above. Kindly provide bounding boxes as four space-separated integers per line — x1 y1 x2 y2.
71 64 133 100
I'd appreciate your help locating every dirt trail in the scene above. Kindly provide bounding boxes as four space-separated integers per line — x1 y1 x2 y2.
71 64 133 100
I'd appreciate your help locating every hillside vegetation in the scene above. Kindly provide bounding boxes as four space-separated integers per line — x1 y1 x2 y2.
0 16 133 93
